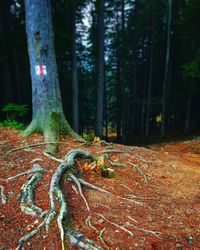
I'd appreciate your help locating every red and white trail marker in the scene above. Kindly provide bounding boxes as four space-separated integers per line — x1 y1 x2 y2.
35 65 47 76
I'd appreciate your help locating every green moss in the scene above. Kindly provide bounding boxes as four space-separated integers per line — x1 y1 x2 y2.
63 215 73 230
50 112 60 131
101 165 116 178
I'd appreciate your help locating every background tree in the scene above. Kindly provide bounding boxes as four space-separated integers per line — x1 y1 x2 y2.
96 0 105 138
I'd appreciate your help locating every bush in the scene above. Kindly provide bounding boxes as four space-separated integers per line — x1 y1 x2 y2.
1 103 29 119
0 120 26 130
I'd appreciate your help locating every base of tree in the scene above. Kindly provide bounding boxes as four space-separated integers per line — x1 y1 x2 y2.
21 114 84 155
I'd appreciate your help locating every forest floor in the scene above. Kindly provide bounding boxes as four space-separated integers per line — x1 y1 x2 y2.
0 127 200 250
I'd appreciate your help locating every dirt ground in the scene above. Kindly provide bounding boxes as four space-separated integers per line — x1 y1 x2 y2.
0 127 200 249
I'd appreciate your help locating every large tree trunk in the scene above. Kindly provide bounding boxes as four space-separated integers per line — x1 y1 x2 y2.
22 0 80 154
71 4 79 133
96 0 105 138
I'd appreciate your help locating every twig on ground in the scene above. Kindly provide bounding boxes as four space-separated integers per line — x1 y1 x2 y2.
97 228 109 250
85 215 97 231
77 178 143 206
126 217 161 237
108 160 127 168
99 149 128 154
0 185 6 204
78 141 93 147
121 184 158 200
95 213 134 236
69 173 90 211
127 162 149 183
126 194 158 200
7 142 63 155
96 140 113 146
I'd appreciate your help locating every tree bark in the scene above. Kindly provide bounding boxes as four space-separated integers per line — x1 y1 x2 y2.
161 0 172 138
71 4 79 133
22 0 81 154
184 98 191 134
96 0 105 138
145 0 156 137
0 2 14 104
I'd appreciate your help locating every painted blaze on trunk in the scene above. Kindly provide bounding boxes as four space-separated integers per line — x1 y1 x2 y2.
23 0 80 154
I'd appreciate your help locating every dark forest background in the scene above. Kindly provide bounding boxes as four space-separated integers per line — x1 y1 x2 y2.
0 0 200 144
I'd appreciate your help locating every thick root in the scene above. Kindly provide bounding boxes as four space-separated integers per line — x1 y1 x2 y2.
18 166 45 216
66 230 102 250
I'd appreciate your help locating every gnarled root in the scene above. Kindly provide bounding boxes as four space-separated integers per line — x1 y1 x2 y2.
18 165 46 217
17 149 96 250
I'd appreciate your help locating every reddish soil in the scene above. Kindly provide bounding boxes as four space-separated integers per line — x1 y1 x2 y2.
0 127 200 249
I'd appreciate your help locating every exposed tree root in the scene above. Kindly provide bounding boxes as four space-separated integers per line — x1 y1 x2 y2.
99 148 128 154
66 229 102 249
95 213 134 236
16 149 97 250
18 167 45 217
7 164 48 182
126 216 161 237
127 161 149 183
7 142 63 155
108 159 127 168
0 185 6 205
97 228 109 250
68 173 90 211
76 177 143 206
11 147 158 250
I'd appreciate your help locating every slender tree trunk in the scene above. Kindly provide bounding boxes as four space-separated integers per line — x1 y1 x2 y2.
129 0 138 138
96 0 105 138
120 0 126 139
161 0 172 138
0 3 13 104
22 0 80 154
184 98 191 134
71 4 79 133
145 0 156 137
116 7 122 141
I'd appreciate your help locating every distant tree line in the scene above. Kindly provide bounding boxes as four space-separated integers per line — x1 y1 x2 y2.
0 0 200 143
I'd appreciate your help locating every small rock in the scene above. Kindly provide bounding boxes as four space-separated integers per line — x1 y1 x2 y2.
176 243 184 249
98 219 104 224
186 236 193 244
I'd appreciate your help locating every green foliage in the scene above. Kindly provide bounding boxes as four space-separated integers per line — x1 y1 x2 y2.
1 103 29 118
0 103 28 130
182 59 200 79
101 165 116 178
0 120 26 130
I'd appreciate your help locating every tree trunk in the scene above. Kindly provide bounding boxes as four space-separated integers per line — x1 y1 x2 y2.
96 0 105 138
0 2 14 104
145 0 156 137
161 0 172 138
22 0 81 155
71 4 79 133
116 6 122 141
184 98 191 134
130 0 138 138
